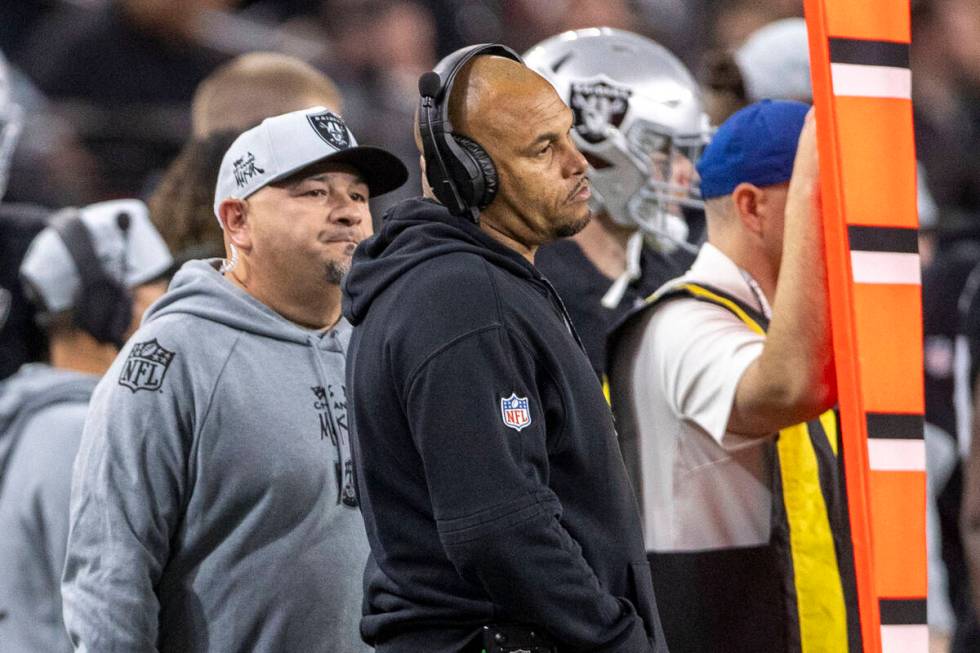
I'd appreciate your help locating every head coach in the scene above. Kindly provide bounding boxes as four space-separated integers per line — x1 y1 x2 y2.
342 44 666 653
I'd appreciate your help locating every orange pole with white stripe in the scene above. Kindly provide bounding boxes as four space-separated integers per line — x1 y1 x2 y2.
804 0 927 651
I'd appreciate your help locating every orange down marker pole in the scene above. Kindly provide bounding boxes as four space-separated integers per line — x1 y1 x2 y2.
804 1 927 651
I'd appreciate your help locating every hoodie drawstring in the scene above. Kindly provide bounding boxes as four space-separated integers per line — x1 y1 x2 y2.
601 230 644 309
307 334 358 508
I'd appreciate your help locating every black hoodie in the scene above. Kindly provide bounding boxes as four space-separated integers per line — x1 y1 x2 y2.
343 198 666 653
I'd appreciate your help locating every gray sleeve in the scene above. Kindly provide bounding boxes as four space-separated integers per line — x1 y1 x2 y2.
61 335 195 652
24 405 88 596
0 404 86 653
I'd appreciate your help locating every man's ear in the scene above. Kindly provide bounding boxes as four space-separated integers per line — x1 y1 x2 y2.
217 199 252 251
731 182 764 237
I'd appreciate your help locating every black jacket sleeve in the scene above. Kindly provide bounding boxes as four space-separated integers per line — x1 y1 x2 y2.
404 324 652 652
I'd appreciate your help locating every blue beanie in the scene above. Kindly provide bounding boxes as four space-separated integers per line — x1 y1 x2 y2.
696 99 810 200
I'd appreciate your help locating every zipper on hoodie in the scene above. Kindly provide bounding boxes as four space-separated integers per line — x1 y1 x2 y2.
531 273 588 356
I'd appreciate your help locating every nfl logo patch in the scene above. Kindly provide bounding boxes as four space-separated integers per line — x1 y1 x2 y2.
500 393 531 432
118 338 175 393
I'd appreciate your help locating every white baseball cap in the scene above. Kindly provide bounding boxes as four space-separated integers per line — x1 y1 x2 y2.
20 199 172 313
735 18 812 103
213 105 408 218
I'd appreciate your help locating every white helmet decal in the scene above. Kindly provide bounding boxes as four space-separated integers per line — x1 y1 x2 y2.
569 76 632 144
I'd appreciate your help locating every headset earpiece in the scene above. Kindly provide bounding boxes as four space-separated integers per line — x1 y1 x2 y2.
453 135 498 209
418 72 469 218
74 276 132 348
49 210 132 348
417 43 522 223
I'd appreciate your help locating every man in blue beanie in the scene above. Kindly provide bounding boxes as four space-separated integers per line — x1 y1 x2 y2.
608 100 861 652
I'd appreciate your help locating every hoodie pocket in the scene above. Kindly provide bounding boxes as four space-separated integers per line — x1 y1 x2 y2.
627 561 659 638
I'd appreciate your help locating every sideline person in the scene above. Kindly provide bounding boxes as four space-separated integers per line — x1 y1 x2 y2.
344 45 666 653
607 101 860 652
61 106 407 651
524 28 710 377
0 199 170 652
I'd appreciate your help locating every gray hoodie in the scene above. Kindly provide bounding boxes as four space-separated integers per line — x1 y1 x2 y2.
61 260 371 653
0 364 97 653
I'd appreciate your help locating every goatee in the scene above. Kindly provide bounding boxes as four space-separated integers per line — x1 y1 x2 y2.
325 260 349 285
553 211 591 239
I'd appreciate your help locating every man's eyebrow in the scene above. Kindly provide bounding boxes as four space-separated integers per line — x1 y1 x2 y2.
526 113 574 149
531 131 561 146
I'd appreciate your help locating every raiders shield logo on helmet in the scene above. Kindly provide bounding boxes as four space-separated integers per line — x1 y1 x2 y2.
307 110 351 150
118 339 175 393
569 75 632 144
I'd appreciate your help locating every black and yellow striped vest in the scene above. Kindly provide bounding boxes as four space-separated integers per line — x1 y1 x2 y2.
607 281 861 653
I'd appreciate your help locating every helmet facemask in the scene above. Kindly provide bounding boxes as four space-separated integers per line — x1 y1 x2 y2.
575 116 706 254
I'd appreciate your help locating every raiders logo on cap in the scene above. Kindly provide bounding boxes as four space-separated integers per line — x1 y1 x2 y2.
307 110 351 150
569 76 632 144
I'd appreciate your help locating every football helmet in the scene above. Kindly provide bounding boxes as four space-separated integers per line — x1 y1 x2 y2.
525 28 710 249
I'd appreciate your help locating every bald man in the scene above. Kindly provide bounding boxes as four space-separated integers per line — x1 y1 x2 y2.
343 46 666 653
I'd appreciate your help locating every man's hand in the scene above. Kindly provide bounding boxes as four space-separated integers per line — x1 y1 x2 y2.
785 109 820 226
729 107 836 437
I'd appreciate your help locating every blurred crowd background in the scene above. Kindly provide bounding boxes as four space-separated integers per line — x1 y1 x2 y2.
2 0 980 650
2 0 977 233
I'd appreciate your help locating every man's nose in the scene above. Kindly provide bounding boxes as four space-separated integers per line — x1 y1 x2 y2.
564 140 589 178
329 192 366 227
672 155 694 187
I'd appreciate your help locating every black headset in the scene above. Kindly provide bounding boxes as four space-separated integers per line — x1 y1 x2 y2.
417 43 523 224
48 209 133 348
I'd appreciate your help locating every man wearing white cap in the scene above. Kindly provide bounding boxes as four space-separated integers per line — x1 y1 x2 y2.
0 199 171 653
62 106 407 652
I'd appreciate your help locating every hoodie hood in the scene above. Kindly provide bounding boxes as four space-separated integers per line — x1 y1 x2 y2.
147 259 349 353
0 363 97 476
342 198 537 325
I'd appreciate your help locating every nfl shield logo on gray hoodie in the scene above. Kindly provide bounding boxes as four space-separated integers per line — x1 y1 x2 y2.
61 259 371 652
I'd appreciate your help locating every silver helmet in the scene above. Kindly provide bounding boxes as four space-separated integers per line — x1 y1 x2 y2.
525 28 710 248
0 51 22 201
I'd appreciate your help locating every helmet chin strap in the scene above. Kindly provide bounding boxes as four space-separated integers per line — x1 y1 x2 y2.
628 194 698 255
601 230 644 309
597 208 696 310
